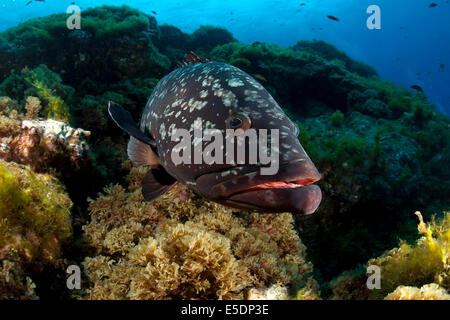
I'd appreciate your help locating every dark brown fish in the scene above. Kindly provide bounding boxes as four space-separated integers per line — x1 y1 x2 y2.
429 3 437 7
411 85 424 93
327 15 339 21
109 53 322 215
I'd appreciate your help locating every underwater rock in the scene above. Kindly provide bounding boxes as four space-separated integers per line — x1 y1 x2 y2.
0 159 72 299
247 285 289 300
0 159 73 263
81 170 318 300
209 42 365 114
293 95 450 281
0 259 38 300
1 116 91 173
290 40 378 78
385 283 450 300
328 267 371 300
0 5 170 86
187 25 237 54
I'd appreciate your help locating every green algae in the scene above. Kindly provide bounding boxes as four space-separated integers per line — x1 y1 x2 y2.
0 160 72 264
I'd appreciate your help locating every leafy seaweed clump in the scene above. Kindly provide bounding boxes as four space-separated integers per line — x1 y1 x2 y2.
81 168 318 300
330 211 450 300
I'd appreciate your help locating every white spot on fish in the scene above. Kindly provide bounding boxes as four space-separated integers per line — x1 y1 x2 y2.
228 78 244 87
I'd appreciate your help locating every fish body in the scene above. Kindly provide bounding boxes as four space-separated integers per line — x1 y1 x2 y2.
253 74 266 81
109 56 322 215
327 15 339 21
411 85 424 93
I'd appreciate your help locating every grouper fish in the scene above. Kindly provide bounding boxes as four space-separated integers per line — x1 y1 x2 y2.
108 53 322 215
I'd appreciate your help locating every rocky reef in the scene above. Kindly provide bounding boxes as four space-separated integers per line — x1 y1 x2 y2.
0 5 449 300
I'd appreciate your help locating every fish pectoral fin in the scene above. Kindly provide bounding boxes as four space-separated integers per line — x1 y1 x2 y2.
108 101 156 147
128 137 160 167
141 166 177 202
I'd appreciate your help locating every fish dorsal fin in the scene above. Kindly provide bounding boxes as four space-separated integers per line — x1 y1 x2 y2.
127 137 160 167
108 101 156 148
176 51 210 68
142 166 177 201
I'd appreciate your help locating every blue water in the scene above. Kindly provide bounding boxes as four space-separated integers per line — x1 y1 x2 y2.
1 0 449 115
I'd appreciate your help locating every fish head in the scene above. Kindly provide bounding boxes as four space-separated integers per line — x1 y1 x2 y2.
148 62 322 215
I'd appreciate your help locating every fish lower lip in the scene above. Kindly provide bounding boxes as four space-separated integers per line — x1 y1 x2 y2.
197 158 322 199
228 184 322 215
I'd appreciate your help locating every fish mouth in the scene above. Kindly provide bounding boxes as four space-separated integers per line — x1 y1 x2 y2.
195 159 322 215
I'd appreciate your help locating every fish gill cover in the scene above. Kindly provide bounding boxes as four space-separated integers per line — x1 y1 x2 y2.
0 2 448 301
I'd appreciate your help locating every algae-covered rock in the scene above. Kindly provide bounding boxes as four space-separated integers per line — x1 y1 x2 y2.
0 5 170 86
0 159 72 264
0 158 72 299
0 98 92 179
291 40 378 78
81 169 318 300
187 25 237 54
0 259 38 300
209 42 364 114
0 64 74 122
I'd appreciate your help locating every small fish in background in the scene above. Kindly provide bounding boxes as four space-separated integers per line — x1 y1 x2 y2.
254 74 267 81
252 41 261 45
429 3 437 7
26 1 32 5
411 85 424 93
327 15 340 21
300 3 306 6
151 10 157 15
441 64 445 70
108 53 322 215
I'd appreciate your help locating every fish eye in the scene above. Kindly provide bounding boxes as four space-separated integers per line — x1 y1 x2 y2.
294 123 300 137
226 113 252 131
